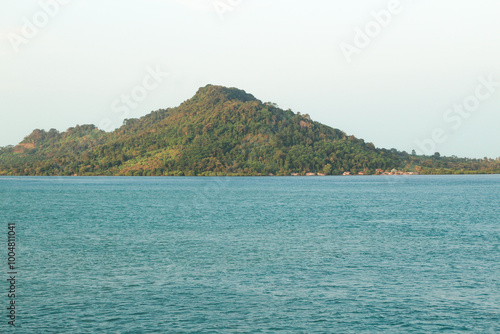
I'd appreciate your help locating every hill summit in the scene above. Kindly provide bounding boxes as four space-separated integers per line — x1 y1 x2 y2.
1 85 499 175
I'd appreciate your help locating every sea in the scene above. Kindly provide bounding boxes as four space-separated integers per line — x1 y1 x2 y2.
1 175 499 333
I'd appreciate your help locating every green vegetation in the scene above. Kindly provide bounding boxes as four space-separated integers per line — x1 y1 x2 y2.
1 85 499 176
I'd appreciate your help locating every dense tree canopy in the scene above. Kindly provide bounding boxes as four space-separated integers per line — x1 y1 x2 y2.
1 85 499 176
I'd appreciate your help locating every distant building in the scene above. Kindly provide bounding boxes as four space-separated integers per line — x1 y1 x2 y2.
306 172 315 176
343 171 351 176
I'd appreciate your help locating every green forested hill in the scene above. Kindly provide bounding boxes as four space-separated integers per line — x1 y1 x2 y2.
1 85 499 176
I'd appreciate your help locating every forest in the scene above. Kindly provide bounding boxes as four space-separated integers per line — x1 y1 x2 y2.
1 85 499 176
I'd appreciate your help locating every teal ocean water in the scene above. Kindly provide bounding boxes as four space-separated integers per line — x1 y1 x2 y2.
1 175 499 333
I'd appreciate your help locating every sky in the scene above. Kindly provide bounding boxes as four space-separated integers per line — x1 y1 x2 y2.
1 0 499 158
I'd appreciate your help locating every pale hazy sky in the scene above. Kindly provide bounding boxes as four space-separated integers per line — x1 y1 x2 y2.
1 0 499 158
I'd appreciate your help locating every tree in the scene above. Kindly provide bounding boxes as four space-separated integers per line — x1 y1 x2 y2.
322 163 332 175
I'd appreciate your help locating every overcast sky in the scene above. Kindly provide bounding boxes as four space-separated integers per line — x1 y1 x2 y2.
1 0 499 158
